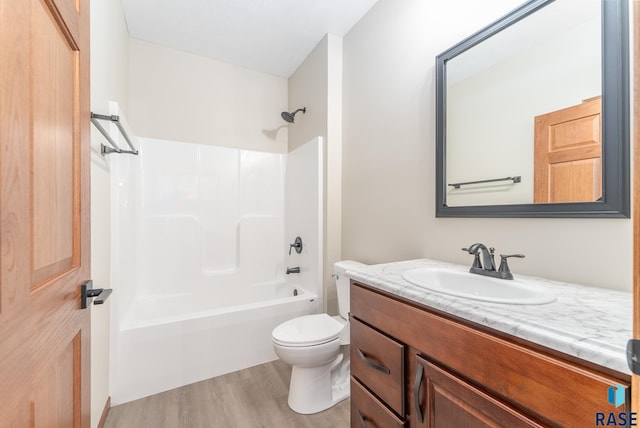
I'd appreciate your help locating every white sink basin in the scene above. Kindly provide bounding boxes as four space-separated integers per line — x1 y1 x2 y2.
401 267 557 305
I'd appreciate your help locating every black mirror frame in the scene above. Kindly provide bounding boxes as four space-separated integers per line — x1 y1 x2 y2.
435 0 629 218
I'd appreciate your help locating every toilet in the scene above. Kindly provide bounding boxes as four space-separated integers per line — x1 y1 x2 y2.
272 260 364 414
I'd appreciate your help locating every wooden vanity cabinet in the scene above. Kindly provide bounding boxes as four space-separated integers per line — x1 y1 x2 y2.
350 281 631 428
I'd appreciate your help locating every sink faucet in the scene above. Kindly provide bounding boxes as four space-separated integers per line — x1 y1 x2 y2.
462 243 524 280
464 243 496 271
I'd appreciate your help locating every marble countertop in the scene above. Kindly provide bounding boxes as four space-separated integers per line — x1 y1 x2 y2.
346 258 632 375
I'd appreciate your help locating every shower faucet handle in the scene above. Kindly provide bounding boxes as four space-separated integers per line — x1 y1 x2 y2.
289 236 303 255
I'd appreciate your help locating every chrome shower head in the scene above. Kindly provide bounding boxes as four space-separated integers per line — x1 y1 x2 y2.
281 107 306 123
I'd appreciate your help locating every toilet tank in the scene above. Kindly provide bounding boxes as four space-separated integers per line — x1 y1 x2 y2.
334 260 365 320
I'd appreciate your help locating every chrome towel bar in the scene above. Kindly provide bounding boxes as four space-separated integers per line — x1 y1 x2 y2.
90 112 138 155
448 176 521 189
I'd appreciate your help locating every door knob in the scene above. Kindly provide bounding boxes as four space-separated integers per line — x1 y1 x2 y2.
80 280 113 309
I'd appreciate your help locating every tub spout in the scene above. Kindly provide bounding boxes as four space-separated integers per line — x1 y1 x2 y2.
286 267 300 274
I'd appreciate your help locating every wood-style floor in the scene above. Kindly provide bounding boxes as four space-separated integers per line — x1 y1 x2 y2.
104 359 350 428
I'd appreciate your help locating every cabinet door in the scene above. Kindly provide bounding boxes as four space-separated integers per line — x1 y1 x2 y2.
411 355 544 428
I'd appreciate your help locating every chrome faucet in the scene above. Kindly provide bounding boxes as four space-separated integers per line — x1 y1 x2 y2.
464 243 495 271
462 243 524 280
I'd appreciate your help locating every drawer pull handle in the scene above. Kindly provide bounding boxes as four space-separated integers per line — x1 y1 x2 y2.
357 348 391 374
357 410 370 428
414 364 425 423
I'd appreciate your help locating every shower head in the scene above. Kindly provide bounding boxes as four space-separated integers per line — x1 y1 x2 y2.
281 107 306 123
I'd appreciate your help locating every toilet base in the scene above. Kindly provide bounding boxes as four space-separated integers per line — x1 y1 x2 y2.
287 347 350 414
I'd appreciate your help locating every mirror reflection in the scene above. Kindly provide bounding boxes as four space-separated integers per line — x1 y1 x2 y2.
445 0 602 207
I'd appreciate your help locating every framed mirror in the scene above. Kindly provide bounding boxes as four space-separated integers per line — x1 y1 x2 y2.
435 0 629 218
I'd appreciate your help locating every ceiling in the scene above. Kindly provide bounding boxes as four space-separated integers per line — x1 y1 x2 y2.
121 0 379 78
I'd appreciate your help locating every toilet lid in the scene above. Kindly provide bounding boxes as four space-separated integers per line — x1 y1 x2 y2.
272 314 344 347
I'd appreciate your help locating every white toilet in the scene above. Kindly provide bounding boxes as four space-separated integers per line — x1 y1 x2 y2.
272 260 364 414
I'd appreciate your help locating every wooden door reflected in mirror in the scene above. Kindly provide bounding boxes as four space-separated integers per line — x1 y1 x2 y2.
534 96 602 203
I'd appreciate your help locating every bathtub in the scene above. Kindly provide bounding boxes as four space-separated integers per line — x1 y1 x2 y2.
110 282 319 405
109 137 324 405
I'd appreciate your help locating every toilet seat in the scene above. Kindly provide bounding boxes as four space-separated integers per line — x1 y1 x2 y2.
272 314 344 347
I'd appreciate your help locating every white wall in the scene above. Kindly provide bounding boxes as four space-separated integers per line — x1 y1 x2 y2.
325 36 344 315
288 34 344 313
89 0 130 425
128 39 288 153
342 0 633 291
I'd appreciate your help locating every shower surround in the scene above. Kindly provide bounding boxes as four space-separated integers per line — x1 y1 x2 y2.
110 137 323 404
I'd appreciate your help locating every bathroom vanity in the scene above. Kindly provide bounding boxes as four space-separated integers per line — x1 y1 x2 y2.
348 260 632 427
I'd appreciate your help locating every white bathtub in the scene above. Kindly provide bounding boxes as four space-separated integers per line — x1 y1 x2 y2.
110 282 319 405
109 137 324 405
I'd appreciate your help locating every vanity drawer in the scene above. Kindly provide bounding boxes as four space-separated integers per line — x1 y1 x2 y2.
351 317 405 416
351 377 405 428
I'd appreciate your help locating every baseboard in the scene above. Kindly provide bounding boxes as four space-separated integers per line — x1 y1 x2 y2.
98 396 111 428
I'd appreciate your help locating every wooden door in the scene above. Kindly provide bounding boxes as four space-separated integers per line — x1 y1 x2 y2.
632 0 640 415
534 96 602 203
0 0 91 426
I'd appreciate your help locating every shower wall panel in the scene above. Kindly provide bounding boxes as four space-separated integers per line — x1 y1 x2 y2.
284 137 324 299
135 138 285 296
